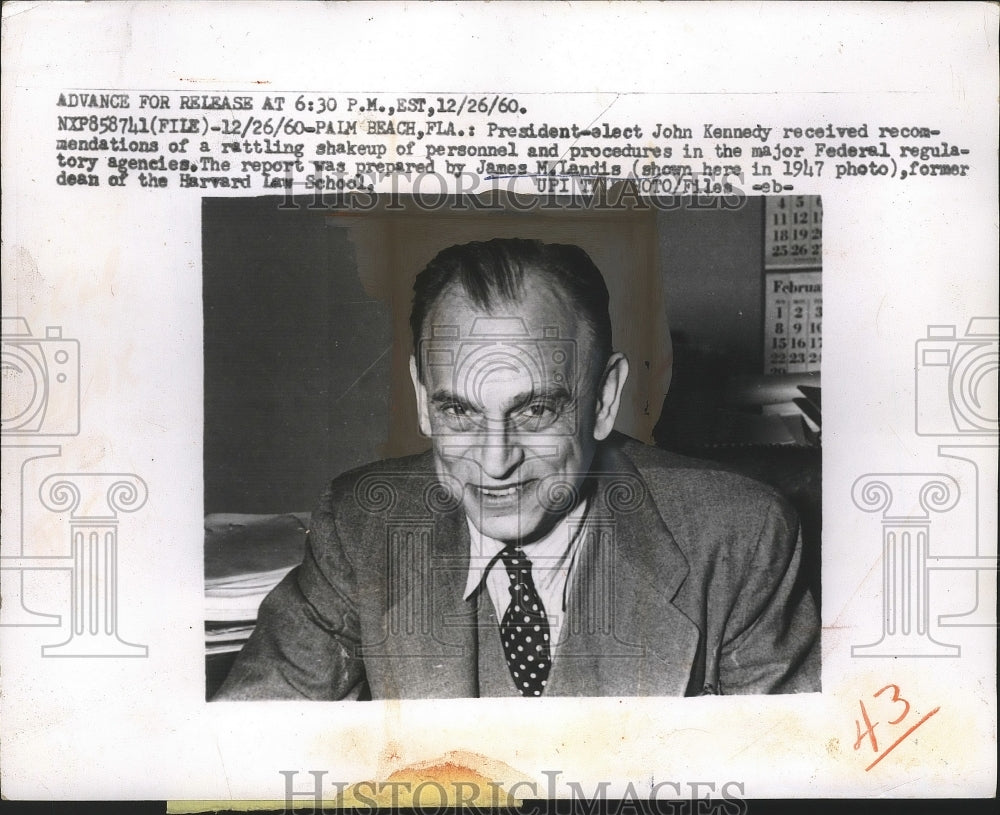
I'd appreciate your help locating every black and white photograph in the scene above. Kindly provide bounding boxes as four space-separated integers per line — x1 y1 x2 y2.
202 195 823 700
1 2 995 806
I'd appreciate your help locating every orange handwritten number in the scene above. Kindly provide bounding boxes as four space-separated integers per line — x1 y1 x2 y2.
854 700 878 752
874 683 911 725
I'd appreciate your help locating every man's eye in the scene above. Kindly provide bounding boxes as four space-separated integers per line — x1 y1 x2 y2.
437 402 480 429
515 401 560 428
525 402 555 418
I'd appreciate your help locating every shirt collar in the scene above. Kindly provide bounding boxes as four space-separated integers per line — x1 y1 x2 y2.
462 499 590 600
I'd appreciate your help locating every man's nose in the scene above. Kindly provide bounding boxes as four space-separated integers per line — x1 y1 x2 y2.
477 422 524 480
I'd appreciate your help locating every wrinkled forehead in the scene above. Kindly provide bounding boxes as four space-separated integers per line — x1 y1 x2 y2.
421 275 584 343
417 278 591 393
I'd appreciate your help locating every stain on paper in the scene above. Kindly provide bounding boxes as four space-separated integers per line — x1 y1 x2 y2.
167 749 535 812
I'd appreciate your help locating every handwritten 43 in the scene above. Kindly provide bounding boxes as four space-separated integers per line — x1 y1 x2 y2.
854 683 940 772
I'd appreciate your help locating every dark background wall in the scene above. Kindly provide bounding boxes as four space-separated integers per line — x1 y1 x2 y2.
203 199 391 514
658 198 765 371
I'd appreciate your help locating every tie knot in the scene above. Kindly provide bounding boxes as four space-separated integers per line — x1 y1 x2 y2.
499 546 532 581
500 545 528 568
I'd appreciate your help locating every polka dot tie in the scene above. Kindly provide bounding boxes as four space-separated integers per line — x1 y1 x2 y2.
498 546 551 697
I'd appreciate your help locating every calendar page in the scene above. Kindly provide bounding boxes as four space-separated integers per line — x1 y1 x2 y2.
764 195 823 268
764 270 822 374
763 195 822 374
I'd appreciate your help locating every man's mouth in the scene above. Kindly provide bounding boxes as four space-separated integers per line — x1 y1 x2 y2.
470 480 536 506
480 484 519 497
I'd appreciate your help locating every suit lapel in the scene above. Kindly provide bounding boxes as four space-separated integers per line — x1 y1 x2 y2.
547 444 702 697
366 478 478 698
609 471 704 696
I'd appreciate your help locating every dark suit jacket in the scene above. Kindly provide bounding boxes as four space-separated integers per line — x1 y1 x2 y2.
215 434 819 699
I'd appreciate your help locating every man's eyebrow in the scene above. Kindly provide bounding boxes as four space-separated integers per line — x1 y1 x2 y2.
429 390 480 410
429 386 573 409
522 385 573 404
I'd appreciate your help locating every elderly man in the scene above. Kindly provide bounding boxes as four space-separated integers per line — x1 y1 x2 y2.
216 238 819 700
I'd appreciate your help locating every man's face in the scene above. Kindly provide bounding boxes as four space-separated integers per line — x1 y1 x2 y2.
409 274 628 544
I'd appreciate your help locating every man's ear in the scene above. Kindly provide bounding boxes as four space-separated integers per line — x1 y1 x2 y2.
409 355 432 437
592 352 629 441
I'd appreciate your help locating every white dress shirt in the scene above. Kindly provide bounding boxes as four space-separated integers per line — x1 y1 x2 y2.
462 500 589 646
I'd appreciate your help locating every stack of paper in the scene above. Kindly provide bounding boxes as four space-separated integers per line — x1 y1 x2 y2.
715 375 822 448
204 512 309 655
